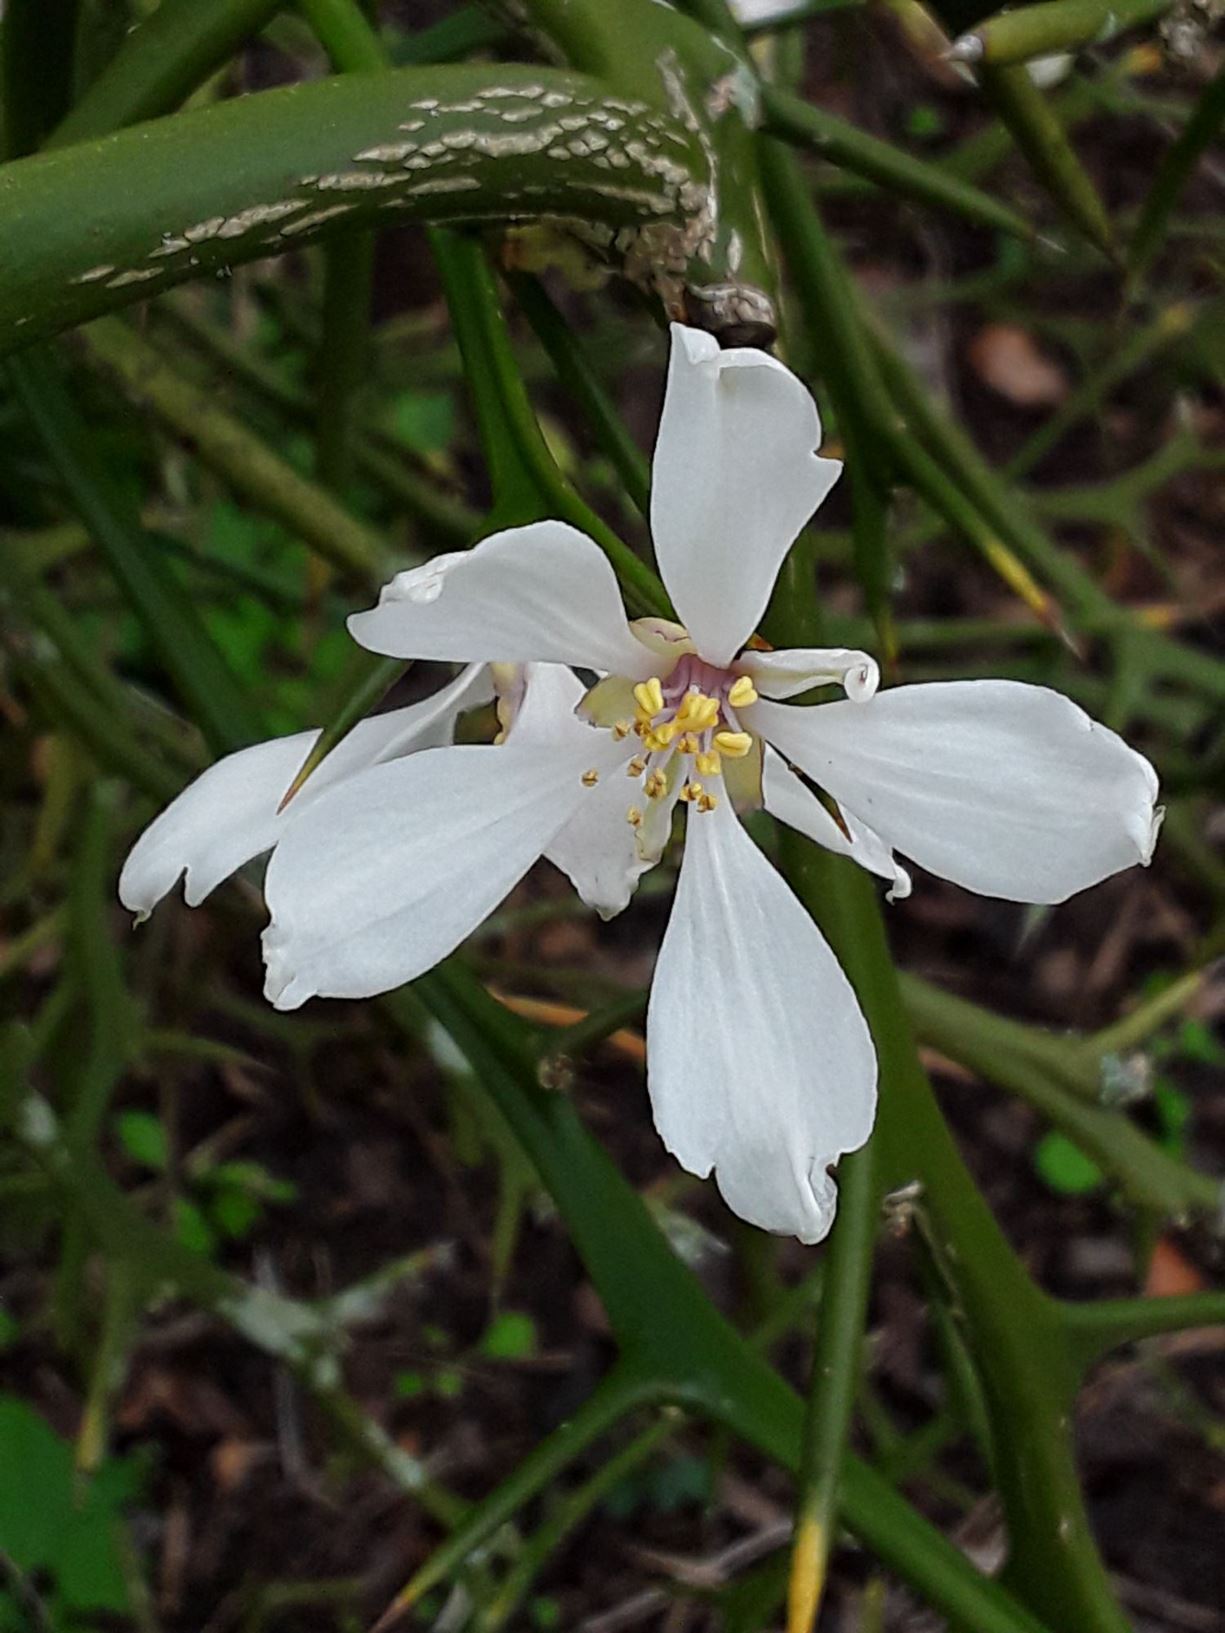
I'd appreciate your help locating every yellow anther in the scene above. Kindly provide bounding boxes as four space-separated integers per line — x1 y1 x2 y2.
626 755 647 777
612 719 633 740
626 806 643 827
714 730 753 758
679 732 699 756
695 749 722 777
633 677 664 718
677 691 720 732
728 675 758 708
652 720 678 747
633 719 648 738
696 791 719 813
680 780 704 803
644 769 667 800
581 768 600 787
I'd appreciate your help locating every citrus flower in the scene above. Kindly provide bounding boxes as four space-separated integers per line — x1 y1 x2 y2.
241 323 1160 1242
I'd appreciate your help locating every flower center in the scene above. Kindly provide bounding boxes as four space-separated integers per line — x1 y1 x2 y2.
609 655 759 821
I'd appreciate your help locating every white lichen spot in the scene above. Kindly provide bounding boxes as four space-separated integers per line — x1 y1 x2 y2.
183 216 227 244
397 119 425 132
316 170 396 192
278 204 352 237
216 200 308 236
107 267 163 288
405 175 482 196
355 141 419 162
72 263 116 285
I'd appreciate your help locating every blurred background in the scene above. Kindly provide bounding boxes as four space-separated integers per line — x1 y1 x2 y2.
0 1 1223 1629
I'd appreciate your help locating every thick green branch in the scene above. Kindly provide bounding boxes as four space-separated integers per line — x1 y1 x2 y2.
0 63 705 355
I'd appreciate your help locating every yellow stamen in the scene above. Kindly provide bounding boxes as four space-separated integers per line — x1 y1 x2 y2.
728 675 758 708
714 730 753 758
633 677 664 718
696 791 718 813
679 732 699 756
651 720 678 747
581 768 600 787
626 755 647 777
677 691 720 733
695 749 722 777
633 719 648 738
626 806 643 827
680 780 704 803
644 769 667 800
612 720 633 740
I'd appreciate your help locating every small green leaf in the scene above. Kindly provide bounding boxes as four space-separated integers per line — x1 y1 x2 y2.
390 389 455 453
1034 1131 1103 1195
394 1370 427 1400
173 1197 216 1258
478 1310 538 1360
433 1368 465 1400
1176 1019 1225 1066
649 1453 712 1513
0 1393 140 1615
204 1160 297 1203
207 1188 262 1241
113 1109 168 1172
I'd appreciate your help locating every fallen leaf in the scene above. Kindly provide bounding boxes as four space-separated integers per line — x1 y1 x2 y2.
968 323 1069 407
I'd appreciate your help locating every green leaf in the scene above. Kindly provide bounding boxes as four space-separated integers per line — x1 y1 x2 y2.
113 1109 168 1172
207 1188 263 1241
479 1310 539 1361
389 390 455 454
394 1370 427 1400
0 1393 139 1614
1034 1131 1104 1195
173 1197 217 1258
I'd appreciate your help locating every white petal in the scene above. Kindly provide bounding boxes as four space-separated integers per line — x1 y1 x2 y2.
762 749 911 901
646 798 877 1243
649 324 842 666
118 665 491 915
262 740 597 1009
742 646 879 702
506 663 651 918
756 681 1161 905
347 521 650 677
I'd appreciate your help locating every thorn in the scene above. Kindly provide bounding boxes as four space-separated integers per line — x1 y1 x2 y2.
276 747 320 814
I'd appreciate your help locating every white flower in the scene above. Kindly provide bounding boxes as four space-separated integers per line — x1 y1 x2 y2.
118 664 492 917
247 323 1160 1243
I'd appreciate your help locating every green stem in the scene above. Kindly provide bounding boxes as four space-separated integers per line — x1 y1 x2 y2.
760 85 1034 241
787 1138 878 1633
433 228 671 615
314 234 376 494
78 318 387 583
1063 1291 1225 1370
0 62 702 355
508 272 652 518
47 0 282 146
950 0 1170 64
